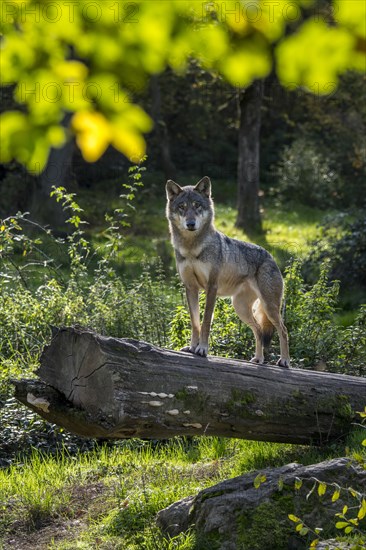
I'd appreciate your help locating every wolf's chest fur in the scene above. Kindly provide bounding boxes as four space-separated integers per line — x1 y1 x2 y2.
175 243 211 290
175 240 249 297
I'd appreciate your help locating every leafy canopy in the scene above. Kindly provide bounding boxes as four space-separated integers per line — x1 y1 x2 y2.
0 0 365 171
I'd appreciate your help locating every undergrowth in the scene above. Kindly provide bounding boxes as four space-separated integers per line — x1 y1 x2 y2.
0 436 358 549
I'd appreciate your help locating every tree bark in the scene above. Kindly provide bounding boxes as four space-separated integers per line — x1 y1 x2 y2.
236 80 264 234
30 115 75 228
13 326 366 445
150 75 177 180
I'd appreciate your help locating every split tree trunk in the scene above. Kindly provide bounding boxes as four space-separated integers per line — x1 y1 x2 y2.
236 80 264 234
13 327 366 445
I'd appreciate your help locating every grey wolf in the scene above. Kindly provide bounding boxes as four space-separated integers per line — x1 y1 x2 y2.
166 176 290 367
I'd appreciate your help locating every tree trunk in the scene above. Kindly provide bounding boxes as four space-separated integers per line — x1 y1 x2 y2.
236 80 264 234
150 75 177 180
12 327 366 445
30 115 75 228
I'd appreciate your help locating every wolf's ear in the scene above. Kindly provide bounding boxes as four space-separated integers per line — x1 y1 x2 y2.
166 180 183 200
194 176 211 197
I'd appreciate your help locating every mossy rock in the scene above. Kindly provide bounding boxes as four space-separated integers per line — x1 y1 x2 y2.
157 458 366 550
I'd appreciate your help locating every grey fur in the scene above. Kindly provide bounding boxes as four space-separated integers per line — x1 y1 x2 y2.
166 177 290 367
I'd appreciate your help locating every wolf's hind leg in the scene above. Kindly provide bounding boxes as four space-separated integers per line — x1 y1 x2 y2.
257 294 290 368
256 263 290 368
232 290 264 364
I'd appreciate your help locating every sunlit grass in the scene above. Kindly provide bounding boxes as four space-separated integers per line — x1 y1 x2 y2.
215 202 325 267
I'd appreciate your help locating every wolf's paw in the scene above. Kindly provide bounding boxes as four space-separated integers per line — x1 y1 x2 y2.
250 356 264 364
277 358 290 368
194 344 208 357
180 345 197 354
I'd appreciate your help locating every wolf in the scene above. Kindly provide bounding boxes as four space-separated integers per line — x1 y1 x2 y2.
166 176 290 367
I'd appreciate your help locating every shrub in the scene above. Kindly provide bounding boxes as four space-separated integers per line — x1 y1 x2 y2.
0 161 183 461
284 259 365 375
305 212 366 293
272 138 343 208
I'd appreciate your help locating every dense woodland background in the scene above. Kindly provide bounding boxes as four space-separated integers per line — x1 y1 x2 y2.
1 66 365 303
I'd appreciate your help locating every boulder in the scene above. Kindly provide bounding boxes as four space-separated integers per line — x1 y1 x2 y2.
157 458 366 550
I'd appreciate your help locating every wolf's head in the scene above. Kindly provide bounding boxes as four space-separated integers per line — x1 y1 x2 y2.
166 176 214 233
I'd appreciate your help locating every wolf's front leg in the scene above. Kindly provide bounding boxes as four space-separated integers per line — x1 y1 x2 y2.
181 286 200 353
196 283 217 357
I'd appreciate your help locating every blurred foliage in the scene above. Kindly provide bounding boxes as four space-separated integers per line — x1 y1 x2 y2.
0 0 365 170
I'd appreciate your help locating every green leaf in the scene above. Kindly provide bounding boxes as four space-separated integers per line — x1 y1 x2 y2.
317 482 327 497
331 489 341 502
358 499 366 520
253 474 267 489
288 514 300 523
335 521 349 529
276 19 355 91
299 527 309 536
344 526 354 534
294 477 303 490
335 0 366 39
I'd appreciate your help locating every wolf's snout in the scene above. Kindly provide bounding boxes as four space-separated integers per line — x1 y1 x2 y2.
186 220 196 231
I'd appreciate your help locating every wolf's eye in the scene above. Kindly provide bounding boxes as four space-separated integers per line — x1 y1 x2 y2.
178 203 186 212
193 201 202 210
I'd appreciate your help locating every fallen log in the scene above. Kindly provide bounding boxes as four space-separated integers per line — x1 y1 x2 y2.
13 326 366 445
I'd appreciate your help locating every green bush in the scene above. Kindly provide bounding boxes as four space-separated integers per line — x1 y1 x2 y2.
0 163 184 462
284 259 365 375
305 212 366 293
272 137 343 208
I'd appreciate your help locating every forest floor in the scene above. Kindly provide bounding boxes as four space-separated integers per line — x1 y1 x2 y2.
1 435 364 550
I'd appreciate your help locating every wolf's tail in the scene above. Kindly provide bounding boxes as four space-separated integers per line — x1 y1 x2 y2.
262 321 275 349
252 300 275 349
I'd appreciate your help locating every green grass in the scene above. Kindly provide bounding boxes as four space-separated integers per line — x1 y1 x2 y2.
215 202 325 267
1 434 363 549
